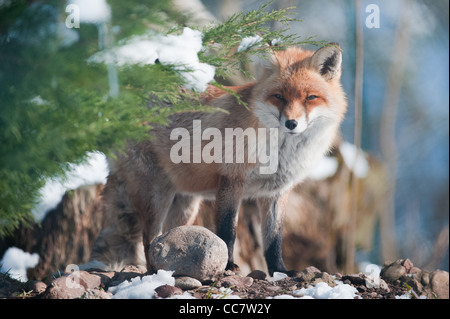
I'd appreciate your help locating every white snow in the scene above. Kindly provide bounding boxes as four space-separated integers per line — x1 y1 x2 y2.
29 95 49 105
270 38 281 46
237 35 263 52
68 0 111 24
267 271 288 282
171 292 197 299
307 142 370 181
0 247 39 282
395 293 412 299
107 269 195 299
266 272 359 299
294 282 359 299
32 151 109 221
89 27 215 92
307 156 338 180
395 292 426 299
268 294 297 299
209 287 241 299
266 280 360 299
339 142 369 178
109 269 175 299
108 270 241 299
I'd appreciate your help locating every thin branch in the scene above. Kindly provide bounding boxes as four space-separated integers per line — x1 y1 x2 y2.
379 0 413 262
344 0 364 274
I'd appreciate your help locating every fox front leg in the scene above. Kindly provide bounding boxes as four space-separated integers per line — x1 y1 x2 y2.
257 193 298 276
215 176 244 273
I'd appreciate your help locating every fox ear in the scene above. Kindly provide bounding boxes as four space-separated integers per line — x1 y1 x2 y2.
311 43 342 80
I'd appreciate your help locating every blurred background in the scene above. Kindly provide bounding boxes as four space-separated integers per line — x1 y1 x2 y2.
0 0 448 280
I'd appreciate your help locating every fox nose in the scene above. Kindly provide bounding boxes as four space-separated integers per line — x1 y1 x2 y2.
285 119 298 130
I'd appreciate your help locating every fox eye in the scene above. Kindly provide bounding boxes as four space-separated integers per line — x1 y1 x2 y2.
274 94 285 101
306 95 318 101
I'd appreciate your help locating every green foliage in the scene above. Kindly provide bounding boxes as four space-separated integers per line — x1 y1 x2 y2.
0 0 317 236
201 2 300 80
200 1 326 80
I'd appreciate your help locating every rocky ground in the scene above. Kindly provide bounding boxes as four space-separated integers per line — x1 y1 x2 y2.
0 258 448 299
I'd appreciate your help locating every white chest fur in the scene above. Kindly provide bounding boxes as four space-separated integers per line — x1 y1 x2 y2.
244 120 337 198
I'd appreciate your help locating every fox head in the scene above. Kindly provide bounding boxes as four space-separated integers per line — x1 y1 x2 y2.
252 44 347 135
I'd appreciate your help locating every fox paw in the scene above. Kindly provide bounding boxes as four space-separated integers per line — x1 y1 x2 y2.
271 269 300 277
225 262 240 274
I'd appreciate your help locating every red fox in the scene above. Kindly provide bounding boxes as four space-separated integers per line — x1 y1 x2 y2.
90 44 347 276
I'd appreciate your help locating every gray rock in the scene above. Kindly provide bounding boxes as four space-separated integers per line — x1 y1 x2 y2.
382 259 449 299
421 271 431 286
247 270 267 280
25 280 47 294
78 270 102 290
120 265 147 274
175 276 202 290
81 288 112 299
43 274 86 299
154 284 183 298
365 273 390 291
381 260 407 282
87 270 115 287
297 266 321 282
379 278 390 292
42 270 102 299
342 274 366 286
430 270 449 299
148 225 228 282
217 275 254 289
303 266 321 273
311 272 336 287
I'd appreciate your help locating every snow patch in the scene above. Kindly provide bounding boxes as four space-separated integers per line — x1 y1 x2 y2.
89 27 215 92
209 287 241 299
308 156 338 180
294 282 359 299
170 292 197 299
109 270 176 299
268 294 297 299
108 270 240 299
339 142 369 178
267 272 288 282
68 0 111 24
359 262 381 277
395 293 412 299
32 152 109 221
0 247 39 282
307 142 370 181
238 35 263 52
